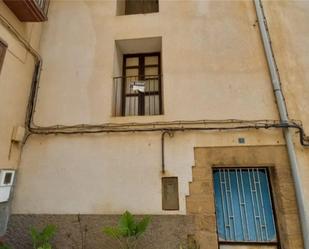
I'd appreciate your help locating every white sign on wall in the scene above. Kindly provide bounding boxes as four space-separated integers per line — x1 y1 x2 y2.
131 81 145 92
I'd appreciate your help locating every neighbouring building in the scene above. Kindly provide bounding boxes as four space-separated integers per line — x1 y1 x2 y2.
0 0 309 249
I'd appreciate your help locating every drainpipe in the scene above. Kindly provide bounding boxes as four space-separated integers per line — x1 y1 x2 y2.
254 0 309 248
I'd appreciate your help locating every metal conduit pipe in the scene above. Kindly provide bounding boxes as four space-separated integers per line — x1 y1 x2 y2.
254 1 309 248
161 131 174 173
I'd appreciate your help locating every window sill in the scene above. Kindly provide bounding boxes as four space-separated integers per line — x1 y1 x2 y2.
116 12 159 17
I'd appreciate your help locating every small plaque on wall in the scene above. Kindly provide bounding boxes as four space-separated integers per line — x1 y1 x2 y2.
162 177 179 210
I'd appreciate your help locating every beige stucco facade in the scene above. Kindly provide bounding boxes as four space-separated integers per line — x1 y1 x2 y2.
0 0 309 248
12 0 284 214
262 1 309 216
0 1 41 169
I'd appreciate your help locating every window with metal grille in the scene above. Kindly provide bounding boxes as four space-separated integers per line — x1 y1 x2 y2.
113 52 162 116
213 168 277 244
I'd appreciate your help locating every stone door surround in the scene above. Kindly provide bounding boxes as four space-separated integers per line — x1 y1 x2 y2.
187 145 303 249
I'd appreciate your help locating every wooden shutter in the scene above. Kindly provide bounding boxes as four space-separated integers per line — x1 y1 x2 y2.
143 0 158 14
125 0 159 15
125 0 144 15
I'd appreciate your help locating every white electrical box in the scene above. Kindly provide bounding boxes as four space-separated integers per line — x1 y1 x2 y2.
0 170 15 203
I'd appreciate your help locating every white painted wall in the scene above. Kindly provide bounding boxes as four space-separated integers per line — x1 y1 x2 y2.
11 0 284 214
33 0 278 126
13 129 285 214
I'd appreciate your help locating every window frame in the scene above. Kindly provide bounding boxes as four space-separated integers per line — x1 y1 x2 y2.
121 52 162 116
212 167 281 248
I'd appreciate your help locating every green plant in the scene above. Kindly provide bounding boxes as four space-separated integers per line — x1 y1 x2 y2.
102 211 151 249
0 243 12 249
30 224 57 249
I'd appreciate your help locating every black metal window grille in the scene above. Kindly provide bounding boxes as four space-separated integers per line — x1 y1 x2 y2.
213 168 279 246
